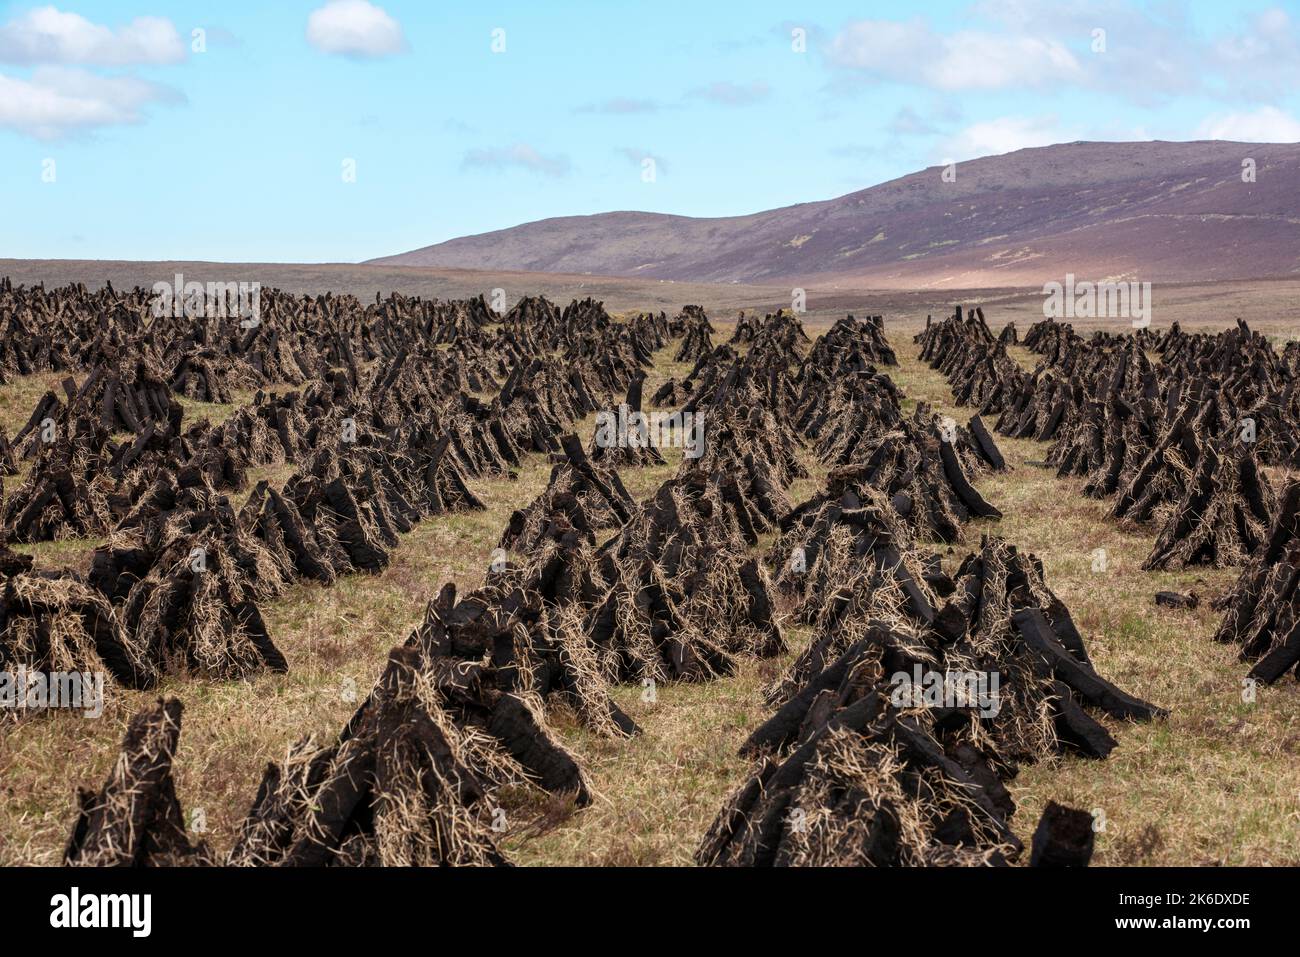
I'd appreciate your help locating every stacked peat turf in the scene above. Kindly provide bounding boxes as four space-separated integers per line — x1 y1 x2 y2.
674 307 715 364
0 431 16 476
274 431 485 578
64 587 609 867
1108 397 1274 570
65 698 211 865
211 394 310 467
565 321 651 398
649 377 684 408
1021 319 1081 362
792 367 904 447
242 479 350 585
766 485 943 703
228 581 603 865
501 434 635 555
1 383 121 542
798 316 899 378
919 310 1289 574
661 336 807 533
427 576 639 738
232 660 566 866
439 400 524 479
1048 391 1158 493
916 306 1033 417
163 419 253 492
169 347 248 403
912 404 1008 475
1 447 115 543
992 368 1073 442
752 309 811 352
276 467 392 577
649 343 735 410
230 707 509 865
1141 431 1273 570
582 472 786 683
501 294 563 337
98 467 293 596
669 303 710 336
933 537 1166 760
819 314 897 367
681 405 802 534
51 278 668 687
66 355 178 435
0 366 244 541
588 375 666 468
1036 334 1160 487
812 423 1001 543
0 283 655 416
696 688 1023 866
89 471 291 680
1212 479 1300 683
115 530 288 680
698 536 1166 866
0 542 156 705
729 311 761 344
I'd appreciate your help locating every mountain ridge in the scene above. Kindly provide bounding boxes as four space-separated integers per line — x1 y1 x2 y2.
368 141 1300 288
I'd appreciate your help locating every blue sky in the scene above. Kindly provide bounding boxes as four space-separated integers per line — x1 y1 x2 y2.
2 0 1298 263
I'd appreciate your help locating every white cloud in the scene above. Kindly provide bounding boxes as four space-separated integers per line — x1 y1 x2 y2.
1197 107 1300 144
307 0 406 58
0 6 185 65
1211 8 1300 97
462 144 571 178
944 115 1069 160
827 18 1082 91
0 66 180 139
822 5 1300 103
1214 8 1295 64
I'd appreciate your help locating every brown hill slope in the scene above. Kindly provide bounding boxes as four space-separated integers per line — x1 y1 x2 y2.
369 140 1300 288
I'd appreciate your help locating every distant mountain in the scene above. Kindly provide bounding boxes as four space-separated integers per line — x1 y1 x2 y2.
368 140 1300 288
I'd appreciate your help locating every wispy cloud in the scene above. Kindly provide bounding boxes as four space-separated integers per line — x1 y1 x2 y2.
830 143 887 160
0 6 187 66
1210 8 1300 99
462 143 571 177
889 106 940 136
689 80 770 107
616 147 667 172
204 27 242 49
577 97 662 115
307 0 406 59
